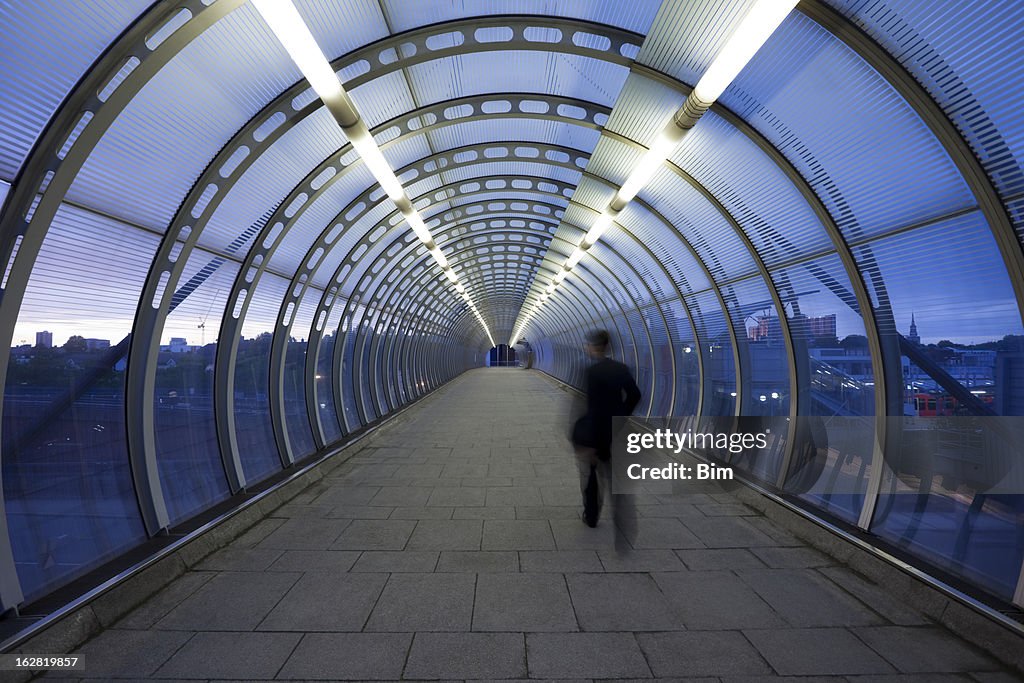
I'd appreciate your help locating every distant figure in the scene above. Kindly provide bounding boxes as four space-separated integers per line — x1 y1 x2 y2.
570 330 641 544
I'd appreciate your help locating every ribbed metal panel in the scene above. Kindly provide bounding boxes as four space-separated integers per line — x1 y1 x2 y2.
584 135 641 191
565 174 615 214
379 0 662 35
613 194 717 298
297 0 388 64
858 211 1022 343
426 119 601 161
828 0 1024 211
199 108 347 255
406 52 628 108
638 0 752 86
68 3 304 231
668 113 831 268
349 70 417 128
604 72 686 147
599 229 672 306
15 202 159 345
630 176 758 284
0 0 151 179
720 12 974 244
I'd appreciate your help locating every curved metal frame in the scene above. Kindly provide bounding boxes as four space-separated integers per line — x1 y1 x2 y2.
0 0 1021 612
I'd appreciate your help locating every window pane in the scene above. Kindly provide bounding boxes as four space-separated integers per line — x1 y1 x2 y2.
771 253 875 523
155 248 235 524
4 205 149 599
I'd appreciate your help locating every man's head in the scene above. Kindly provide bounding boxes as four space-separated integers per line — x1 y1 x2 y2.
585 329 610 358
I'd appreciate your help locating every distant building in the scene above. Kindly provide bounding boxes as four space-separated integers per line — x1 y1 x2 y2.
750 313 836 344
84 338 110 350
749 315 782 343
161 337 198 353
35 330 52 348
908 313 920 345
807 314 836 340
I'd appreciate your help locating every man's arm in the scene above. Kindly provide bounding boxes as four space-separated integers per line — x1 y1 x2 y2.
621 368 642 415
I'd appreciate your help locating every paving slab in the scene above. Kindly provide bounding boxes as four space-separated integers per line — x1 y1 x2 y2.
276 632 412 679
155 571 300 631
526 632 651 678
852 626 1001 673
638 631 772 677
567 573 684 631
154 631 302 679
257 571 387 631
744 628 896 676
365 572 476 631
404 632 527 679
473 573 578 631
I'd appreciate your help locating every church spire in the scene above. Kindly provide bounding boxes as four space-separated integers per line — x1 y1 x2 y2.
908 313 920 344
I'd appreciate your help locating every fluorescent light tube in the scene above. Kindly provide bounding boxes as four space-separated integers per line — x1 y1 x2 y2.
583 211 616 247
443 268 458 283
553 270 567 284
615 125 684 207
693 0 799 104
565 247 585 269
252 0 344 103
404 210 433 244
430 247 449 270
347 128 405 202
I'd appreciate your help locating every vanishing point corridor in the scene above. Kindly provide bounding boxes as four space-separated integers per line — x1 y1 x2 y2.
46 369 1010 681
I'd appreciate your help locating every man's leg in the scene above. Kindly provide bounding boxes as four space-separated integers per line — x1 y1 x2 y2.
575 447 601 526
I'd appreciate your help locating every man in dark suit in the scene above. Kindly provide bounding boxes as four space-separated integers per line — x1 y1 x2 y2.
571 330 641 544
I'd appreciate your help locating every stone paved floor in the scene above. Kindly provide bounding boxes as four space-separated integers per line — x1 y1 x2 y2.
45 368 1019 681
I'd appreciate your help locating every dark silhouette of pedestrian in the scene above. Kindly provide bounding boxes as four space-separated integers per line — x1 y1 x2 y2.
570 330 641 549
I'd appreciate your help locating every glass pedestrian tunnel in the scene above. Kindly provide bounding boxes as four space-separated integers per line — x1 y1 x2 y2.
2 0 1024 679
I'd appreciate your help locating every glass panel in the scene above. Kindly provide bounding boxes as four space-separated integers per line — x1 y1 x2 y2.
722 12 974 245
155 248 236 524
859 212 1024 600
686 290 736 417
4 204 150 599
771 253 875 523
316 297 345 444
282 287 319 459
235 273 288 483
829 0 1024 238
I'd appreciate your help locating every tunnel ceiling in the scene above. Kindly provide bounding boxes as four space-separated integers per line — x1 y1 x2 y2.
2 0 1024 608
2 0 1022 358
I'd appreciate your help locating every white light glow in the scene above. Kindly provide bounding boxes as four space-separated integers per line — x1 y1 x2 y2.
565 247 585 269
430 247 449 270
347 129 405 202
553 270 567 284
693 0 799 104
251 0 344 103
615 128 681 206
404 211 433 244
583 211 615 247
443 268 458 283
546 283 557 294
